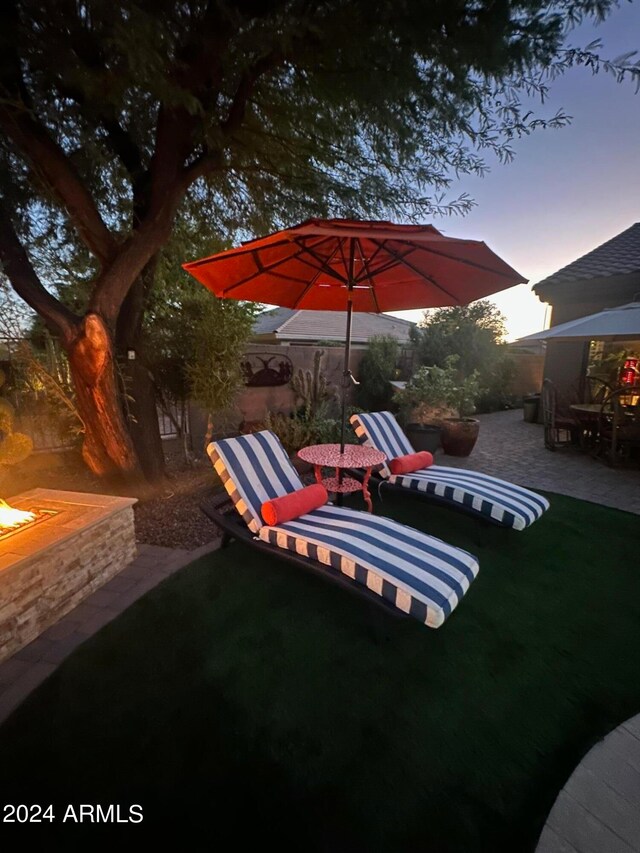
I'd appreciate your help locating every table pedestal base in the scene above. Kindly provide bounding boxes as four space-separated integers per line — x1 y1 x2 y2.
314 466 374 512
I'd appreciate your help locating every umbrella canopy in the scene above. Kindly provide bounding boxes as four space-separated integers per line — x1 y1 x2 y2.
183 219 526 452
183 218 526 313
518 302 640 343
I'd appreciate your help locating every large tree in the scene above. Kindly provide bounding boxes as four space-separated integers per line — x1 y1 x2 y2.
413 300 517 410
0 0 635 485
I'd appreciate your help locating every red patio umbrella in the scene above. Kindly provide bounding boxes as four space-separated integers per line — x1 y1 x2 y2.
183 218 526 450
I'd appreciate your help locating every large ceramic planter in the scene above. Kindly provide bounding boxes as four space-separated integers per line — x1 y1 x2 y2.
440 418 480 457
404 423 442 453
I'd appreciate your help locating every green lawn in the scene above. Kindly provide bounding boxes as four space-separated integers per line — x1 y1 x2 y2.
0 491 638 850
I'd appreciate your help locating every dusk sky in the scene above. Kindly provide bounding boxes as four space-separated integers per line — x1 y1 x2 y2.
393 0 640 341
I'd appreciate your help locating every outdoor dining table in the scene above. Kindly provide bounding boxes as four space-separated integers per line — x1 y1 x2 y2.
569 403 604 450
569 403 602 416
569 399 639 456
297 443 386 513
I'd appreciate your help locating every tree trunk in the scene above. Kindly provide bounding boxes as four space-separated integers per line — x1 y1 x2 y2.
65 312 143 483
120 356 165 482
116 257 166 483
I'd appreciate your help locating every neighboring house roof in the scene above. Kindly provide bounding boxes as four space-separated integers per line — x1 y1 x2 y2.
252 308 415 344
534 222 640 293
253 308 297 335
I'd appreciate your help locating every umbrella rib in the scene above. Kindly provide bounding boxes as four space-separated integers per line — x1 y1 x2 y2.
186 235 296 267
353 243 419 284
369 239 464 304
351 240 389 282
292 241 344 309
220 238 334 296
395 242 524 280
291 238 348 285
355 238 381 313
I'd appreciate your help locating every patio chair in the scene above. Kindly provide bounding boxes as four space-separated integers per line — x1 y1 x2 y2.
597 385 640 467
541 378 578 450
201 430 479 628
349 412 549 531
584 376 613 405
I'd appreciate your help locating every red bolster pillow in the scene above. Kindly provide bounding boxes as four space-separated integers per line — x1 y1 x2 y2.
261 484 328 526
389 451 434 475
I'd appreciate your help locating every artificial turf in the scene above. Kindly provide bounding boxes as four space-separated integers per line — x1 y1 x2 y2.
0 491 638 850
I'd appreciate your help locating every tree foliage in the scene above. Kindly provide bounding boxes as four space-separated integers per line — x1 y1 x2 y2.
0 0 637 481
357 335 400 412
414 301 507 374
413 301 516 411
186 296 257 436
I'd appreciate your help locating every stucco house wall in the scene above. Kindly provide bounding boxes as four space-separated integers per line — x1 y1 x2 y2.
533 225 640 403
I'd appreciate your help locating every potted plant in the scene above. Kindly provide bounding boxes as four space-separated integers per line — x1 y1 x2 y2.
395 357 483 456
439 360 483 456
393 365 455 453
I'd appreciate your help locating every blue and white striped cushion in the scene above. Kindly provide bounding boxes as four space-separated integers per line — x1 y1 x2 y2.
209 430 479 626
350 411 414 478
258 504 478 628
209 431 304 533
350 411 549 530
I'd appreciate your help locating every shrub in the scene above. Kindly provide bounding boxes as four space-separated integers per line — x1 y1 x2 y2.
356 336 399 412
394 356 483 423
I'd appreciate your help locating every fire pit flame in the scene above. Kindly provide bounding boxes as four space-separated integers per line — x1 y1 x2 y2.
0 499 36 532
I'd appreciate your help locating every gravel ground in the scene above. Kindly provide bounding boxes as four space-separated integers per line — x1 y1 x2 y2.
132 467 223 549
2 450 224 550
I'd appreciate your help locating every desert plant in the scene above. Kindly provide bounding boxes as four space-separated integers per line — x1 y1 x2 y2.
0 369 34 471
264 350 341 454
291 350 336 421
264 412 314 455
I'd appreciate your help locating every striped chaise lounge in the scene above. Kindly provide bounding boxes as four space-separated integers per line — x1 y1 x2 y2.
204 430 479 628
350 412 549 531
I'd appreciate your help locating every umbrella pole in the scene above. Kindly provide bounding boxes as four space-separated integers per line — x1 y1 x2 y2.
340 294 354 455
340 239 357 456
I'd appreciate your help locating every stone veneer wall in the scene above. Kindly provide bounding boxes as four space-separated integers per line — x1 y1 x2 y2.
0 504 137 664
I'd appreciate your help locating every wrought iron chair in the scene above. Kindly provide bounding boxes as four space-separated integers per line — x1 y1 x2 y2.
584 376 613 405
541 379 577 451
597 385 640 467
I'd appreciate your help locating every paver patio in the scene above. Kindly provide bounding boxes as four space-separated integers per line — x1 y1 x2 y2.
0 408 637 851
443 409 640 516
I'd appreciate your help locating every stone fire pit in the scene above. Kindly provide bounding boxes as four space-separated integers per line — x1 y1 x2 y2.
0 489 137 664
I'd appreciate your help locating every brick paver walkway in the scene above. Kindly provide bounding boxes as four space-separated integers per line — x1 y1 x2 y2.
0 539 219 725
440 409 640 515
536 716 640 853
0 412 637 850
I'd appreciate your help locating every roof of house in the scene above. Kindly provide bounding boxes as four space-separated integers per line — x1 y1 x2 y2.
252 308 415 343
534 222 640 292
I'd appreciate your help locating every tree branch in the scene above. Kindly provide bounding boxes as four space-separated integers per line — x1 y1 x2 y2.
89 211 177 324
223 50 285 135
181 49 285 189
0 214 79 343
181 147 224 187
52 77 145 182
0 101 118 267
147 107 197 217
